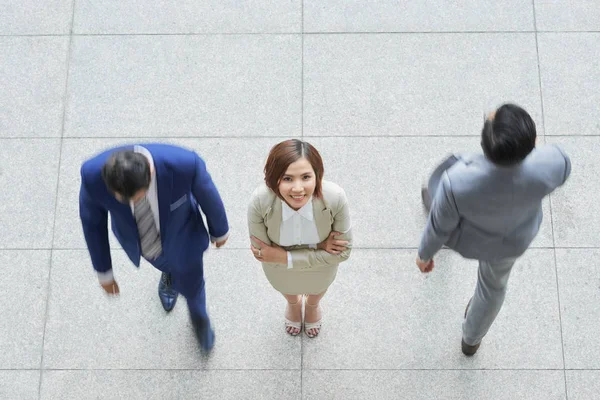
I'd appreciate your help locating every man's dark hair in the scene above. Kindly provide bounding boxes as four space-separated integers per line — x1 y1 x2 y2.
481 103 536 166
101 151 151 200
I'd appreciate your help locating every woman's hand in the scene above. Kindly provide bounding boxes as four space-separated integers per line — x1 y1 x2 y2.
251 236 288 264
317 231 349 255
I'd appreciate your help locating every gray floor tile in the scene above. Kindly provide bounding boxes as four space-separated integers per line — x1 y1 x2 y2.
556 249 600 369
2 0 597 396
566 371 600 400
308 137 553 249
535 1 600 31
302 249 562 369
0 371 39 400
64 35 301 138
0 0 72 34
538 33 600 136
53 137 295 249
0 37 69 138
302 370 566 400
73 0 301 34
43 249 301 369
304 0 534 32
0 139 60 248
0 251 50 368
41 370 300 400
304 33 542 137
545 137 596 247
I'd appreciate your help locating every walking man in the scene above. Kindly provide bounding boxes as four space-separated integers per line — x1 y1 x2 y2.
417 104 571 355
79 143 229 351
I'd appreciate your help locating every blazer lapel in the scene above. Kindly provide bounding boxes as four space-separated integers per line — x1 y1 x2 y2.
265 195 332 245
313 196 333 242
154 160 173 241
265 197 282 245
111 199 138 235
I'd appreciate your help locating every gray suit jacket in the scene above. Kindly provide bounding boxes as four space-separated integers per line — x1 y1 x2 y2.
418 145 571 261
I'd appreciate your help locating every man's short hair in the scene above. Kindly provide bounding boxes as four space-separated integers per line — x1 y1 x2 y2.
481 103 537 166
101 150 150 200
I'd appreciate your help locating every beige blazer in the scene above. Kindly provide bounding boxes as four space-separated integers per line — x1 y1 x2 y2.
248 180 352 269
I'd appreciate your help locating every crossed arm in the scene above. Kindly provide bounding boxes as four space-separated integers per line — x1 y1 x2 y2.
247 192 353 269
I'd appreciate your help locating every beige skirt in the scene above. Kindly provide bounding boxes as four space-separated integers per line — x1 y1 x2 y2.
261 245 338 295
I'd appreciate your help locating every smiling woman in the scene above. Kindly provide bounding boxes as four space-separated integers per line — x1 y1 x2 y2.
248 140 353 338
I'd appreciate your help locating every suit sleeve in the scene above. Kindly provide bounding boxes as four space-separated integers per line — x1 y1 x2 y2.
79 168 112 273
247 191 272 247
418 172 460 261
191 154 229 240
554 145 571 185
289 189 353 269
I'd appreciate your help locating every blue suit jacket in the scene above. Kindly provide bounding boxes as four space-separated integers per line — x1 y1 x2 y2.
79 144 229 284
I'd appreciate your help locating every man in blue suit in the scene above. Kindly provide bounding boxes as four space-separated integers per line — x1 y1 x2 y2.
79 143 229 351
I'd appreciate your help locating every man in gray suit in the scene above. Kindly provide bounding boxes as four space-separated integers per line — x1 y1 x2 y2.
416 103 571 356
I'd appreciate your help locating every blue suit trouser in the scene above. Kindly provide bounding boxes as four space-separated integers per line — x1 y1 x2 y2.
149 253 210 326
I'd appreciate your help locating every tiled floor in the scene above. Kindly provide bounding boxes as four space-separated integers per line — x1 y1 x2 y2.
1 1 598 399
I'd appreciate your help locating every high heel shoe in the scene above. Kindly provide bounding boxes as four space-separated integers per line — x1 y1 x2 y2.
304 301 322 338
285 298 302 336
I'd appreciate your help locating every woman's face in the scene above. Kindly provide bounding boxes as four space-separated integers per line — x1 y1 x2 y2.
278 157 316 210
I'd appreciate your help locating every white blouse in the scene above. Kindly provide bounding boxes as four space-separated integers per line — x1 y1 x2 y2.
279 198 320 268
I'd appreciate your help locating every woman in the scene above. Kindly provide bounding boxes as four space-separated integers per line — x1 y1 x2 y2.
248 139 352 338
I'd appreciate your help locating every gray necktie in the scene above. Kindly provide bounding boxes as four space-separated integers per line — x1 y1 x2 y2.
134 195 162 260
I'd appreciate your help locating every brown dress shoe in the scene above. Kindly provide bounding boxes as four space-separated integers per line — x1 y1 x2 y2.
421 187 432 212
462 298 480 356
461 339 480 356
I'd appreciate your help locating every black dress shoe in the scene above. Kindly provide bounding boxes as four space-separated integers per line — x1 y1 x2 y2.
191 317 215 352
462 298 480 356
421 187 432 212
158 272 178 312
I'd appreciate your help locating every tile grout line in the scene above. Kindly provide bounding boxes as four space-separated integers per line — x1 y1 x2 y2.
5 246 600 251
4 134 600 140
37 1 77 398
532 4 547 138
532 0 568 398
300 0 304 141
6 367 595 372
300 4 305 398
1 30 599 37
550 196 569 399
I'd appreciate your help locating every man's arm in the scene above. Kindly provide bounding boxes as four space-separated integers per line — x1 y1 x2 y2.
191 154 229 242
554 145 571 185
418 173 460 261
79 168 113 276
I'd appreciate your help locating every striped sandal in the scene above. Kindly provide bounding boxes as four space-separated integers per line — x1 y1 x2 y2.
304 302 322 338
285 298 302 336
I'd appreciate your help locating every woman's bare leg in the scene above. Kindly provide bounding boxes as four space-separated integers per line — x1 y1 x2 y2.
283 294 302 335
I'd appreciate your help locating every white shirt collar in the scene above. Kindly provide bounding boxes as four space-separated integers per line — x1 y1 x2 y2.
282 197 314 221
130 145 156 208
134 145 155 178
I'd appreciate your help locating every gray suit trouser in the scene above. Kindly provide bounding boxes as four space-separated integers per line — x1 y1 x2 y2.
427 156 519 345
462 257 517 346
